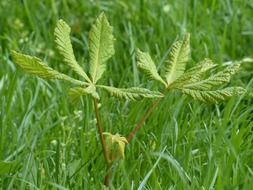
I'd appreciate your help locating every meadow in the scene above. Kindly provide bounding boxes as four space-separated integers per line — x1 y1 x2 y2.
0 0 253 189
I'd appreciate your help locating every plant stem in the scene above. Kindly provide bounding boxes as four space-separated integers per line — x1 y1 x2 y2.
93 98 111 186
93 98 110 163
104 164 112 186
127 98 162 142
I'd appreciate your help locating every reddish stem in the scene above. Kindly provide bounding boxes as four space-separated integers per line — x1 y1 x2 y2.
127 98 162 142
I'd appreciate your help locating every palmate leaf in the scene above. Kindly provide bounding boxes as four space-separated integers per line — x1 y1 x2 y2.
103 132 128 162
68 85 99 104
12 51 86 86
89 12 115 83
99 85 163 100
164 34 190 86
54 20 91 83
181 63 240 90
181 87 245 104
136 50 166 86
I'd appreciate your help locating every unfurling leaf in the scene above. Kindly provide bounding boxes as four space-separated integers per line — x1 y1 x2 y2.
99 85 163 100
181 87 246 104
136 50 166 86
89 12 115 83
164 34 190 86
103 132 128 162
54 20 91 82
11 51 86 86
68 85 99 103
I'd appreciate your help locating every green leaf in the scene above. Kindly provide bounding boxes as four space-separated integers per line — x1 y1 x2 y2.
181 87 246 104
89 12 115 83
99 85 163 100
68 85 99 103
164 34 190 86
136 50 166 86
12 51 87 86
0 161 17 175
175 62 245 104
54 20 91 82
12 51 62 79
173 58 217 87
181 63 241 90
103 132 128 162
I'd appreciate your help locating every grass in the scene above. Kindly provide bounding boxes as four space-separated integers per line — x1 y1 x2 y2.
0 0 253 189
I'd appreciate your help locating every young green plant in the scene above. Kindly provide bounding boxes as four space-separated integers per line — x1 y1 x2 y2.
11 13 163 186
11 13 246 187
127 34 246 142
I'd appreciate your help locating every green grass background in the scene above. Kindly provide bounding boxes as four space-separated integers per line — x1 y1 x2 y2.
0 0 253 189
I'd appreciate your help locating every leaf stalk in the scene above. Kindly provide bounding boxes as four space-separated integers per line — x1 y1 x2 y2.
127 98 162 142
